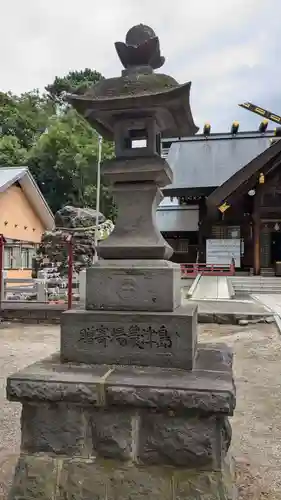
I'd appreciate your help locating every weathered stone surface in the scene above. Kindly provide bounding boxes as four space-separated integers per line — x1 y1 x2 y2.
54 205 105 228
6 351 236 414
60 306 197 369
86 260 181 312
219 417 232 458
90 409 132 460
9 454 236 500
139 413 219 467
7 378 101 404
265 316 275 323
102 155 173 186
8 454 58 499
6 353 107 404
59 457 112 499
194 343 233 373
173 455 237 500
21 402 91 455
98 182 173 260
238 319 249 326
107 385 235 414
110 464 172 499
60 458 173 500
117 24 165 71
106 362 235 414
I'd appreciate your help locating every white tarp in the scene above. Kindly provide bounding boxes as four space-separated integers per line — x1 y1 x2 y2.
206 239 241 267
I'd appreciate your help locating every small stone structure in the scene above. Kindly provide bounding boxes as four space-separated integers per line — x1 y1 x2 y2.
36 205 114 276
7 25 236 499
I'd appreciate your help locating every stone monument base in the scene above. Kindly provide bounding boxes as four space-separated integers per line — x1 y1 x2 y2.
60 305 197 368
7 344 236 500
10 454 236 500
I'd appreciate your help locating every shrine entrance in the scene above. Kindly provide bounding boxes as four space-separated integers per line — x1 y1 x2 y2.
271 228 281 265
260 221 281 268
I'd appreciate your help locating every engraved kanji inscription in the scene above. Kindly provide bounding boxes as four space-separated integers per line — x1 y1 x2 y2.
113 327 128 346
78 324 174 349
157 325 172 348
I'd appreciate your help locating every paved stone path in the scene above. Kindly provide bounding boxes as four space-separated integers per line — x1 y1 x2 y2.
183 295 270 321
253 294 281 316
190 275 231 300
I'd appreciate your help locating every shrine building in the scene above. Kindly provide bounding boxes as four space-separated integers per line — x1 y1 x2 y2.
158 128 281 275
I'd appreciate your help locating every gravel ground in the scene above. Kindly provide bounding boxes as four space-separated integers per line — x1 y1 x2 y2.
200 322 281 499
0 323 59 499
0 321 281 499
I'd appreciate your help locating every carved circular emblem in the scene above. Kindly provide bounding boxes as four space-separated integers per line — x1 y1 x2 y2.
117 278 138 300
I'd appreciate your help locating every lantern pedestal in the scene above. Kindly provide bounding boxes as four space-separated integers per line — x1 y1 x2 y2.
7 346 235 500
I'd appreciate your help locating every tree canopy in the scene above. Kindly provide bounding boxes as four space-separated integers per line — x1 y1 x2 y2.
0 69 116 219
45 68 104 105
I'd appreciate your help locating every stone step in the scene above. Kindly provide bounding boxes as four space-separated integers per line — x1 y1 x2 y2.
232 283 281 287
230 275 281 294
233 288 281 291
233 289 281 294
232 286 281 291
232 285 281 289
231 276 281 281
231 281 281 286
231 279 281 285
249 268 275 277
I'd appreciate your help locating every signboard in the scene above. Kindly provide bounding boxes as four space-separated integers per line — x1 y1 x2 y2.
156 206 199 232
206 239 241 268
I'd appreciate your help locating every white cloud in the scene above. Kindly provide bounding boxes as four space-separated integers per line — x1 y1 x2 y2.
0 0 280 130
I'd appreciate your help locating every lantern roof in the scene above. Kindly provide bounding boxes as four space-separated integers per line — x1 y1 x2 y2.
67 24 198 140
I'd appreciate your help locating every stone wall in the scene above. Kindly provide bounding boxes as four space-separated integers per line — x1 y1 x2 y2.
11 454 236 499
7 346 236 499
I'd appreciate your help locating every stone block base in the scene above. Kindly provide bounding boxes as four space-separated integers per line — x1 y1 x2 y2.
7 344 236 499
60 305 197 369
85 259 181 312
9 453 237 500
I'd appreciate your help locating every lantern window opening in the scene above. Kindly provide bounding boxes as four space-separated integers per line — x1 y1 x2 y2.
127 127 148 149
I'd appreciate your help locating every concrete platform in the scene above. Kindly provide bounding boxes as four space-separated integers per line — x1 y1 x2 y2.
190 298 272 324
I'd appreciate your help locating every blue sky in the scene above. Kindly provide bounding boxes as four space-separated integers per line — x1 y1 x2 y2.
1 0 280 132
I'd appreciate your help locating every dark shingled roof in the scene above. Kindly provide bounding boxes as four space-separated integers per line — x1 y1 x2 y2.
164 131 275 191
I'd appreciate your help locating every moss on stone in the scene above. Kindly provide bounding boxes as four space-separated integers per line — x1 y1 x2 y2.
8 454 59 499
82 73 179 100
8 454 236 500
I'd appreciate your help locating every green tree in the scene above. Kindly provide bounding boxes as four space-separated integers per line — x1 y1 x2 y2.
28 108 115 215
0 135 27 166
0 90 54 149
0 69 116 220
45 68 104 105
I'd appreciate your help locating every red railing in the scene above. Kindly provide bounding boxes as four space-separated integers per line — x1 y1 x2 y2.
181 262 235 278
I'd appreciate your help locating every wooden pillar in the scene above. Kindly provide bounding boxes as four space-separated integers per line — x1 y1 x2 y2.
253 188 261 275
253 215 260 275
198 199 207 263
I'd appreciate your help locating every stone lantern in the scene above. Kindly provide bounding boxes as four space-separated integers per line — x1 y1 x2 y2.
7 25 236 500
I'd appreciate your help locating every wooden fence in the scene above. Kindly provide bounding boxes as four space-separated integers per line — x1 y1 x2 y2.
1 270 86 305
